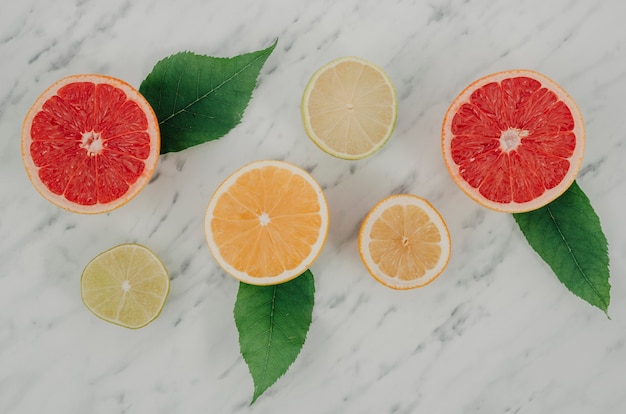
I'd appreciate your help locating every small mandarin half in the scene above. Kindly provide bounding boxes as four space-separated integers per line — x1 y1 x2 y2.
358 194 451 290
204 160 329 286
442 69 585 213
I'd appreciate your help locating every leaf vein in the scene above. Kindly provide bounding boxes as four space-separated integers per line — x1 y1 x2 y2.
546 205 608 309
159 51 271 125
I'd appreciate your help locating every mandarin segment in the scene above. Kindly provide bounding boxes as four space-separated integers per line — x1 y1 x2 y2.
370 215 401 241
369 240 411 278
406 208 441 244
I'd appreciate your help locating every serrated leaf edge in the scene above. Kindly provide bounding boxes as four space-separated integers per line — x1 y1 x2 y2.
140 39 277 153
234 271 314 405
513 182 611 315
543 203 610 313
159 43 276 126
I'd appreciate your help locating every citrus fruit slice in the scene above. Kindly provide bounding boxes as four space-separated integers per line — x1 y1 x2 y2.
358 194 451 290
301 56 398 160
81 243 170 329
205 160 329 286
22 74 160 214
442 69 585 213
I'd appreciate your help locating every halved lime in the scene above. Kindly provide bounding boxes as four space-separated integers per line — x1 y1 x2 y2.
81 243 170 329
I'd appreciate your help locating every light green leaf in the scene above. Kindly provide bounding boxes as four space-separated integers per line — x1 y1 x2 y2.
234 270 315 404
513 181 610 315
139 40 277 153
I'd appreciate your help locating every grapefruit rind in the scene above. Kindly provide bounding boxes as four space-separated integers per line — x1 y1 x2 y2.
301 56 398 160
441 69 585 213
21 74 160 214
358 194 451 290
204 160 330 286
80 243 170 330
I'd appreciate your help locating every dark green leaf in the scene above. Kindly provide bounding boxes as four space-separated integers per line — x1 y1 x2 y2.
139 40 277 153
513 181 610 314
234 270 315 404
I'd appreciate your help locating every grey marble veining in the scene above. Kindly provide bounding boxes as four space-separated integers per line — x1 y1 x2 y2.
1 0 626 413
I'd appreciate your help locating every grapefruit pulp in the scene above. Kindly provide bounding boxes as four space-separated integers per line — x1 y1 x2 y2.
442 70 585 213
301 56 398 160
22 74 160 214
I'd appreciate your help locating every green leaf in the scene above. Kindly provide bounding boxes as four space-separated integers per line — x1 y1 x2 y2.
139 40 277 153
513 181 610 314
234 270 315 404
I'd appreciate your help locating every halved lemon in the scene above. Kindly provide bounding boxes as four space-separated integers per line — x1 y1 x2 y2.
301 56 398 160
358 194 451 290
81 243 170 329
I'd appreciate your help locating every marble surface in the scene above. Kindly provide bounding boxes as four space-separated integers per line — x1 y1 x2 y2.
1 0 625 413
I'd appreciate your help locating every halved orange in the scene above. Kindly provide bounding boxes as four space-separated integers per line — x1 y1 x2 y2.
204 160 329 285
22 74 160 214
358 194 451 290
442 69 585 213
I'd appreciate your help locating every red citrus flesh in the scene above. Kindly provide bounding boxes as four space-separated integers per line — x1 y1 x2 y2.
22 75 160 214
442 70 585 213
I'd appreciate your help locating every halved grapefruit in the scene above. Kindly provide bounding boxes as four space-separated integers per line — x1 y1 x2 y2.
442 70 585 213
22 74 160 214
